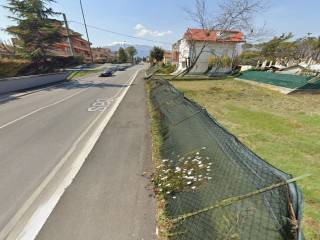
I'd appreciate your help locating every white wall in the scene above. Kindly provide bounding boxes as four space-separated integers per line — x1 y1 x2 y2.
0 72 70 95
176 39 239 74
190 42 237 73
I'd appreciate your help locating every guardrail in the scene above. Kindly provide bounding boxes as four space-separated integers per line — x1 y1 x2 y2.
0 72 70 95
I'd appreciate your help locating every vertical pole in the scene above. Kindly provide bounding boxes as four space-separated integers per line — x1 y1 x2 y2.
79 0 94 64
62 13 75 57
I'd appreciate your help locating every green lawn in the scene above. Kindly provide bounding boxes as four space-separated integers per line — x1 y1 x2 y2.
172 79 320 240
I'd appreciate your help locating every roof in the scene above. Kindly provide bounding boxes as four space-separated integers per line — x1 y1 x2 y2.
184 28 244 43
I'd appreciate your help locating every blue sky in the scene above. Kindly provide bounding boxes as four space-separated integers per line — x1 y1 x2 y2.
0 0 319 49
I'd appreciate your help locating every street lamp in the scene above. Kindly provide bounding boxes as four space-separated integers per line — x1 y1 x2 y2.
79 0 94 64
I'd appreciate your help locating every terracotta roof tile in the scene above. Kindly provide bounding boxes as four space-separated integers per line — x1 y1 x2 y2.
184 28 244 43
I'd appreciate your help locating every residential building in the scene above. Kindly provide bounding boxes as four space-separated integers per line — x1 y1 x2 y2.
51 28 92 63
174 28 245 74
163 51 173 65
92 47 112 63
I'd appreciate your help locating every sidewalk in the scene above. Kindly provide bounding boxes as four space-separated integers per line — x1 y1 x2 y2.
37 72 157 240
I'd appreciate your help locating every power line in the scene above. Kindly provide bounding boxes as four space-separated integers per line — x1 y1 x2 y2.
0 5 172 45
68 20 172 45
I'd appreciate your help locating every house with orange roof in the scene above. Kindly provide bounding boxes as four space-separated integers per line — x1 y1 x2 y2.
174 28 245 74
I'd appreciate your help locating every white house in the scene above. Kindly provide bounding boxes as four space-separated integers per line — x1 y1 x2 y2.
174 28 245 74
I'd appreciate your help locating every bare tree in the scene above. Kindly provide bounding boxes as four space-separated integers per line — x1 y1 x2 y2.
173 0 266 79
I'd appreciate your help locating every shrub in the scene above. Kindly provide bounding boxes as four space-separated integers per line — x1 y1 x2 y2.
208 55 233 69
0 58 30 78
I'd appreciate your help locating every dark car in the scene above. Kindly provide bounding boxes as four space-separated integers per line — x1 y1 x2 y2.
117 66 127 71
99 69 113 77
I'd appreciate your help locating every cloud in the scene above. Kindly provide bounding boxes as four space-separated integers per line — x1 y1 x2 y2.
134 24 172 37
110 41 131 46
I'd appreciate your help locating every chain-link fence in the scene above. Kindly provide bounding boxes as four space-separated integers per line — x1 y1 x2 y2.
150 76 304 240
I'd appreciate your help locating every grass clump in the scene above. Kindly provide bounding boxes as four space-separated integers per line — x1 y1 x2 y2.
152 148 213 198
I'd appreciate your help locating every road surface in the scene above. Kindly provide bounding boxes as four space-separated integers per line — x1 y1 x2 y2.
0 65 155 239
37 70 157 240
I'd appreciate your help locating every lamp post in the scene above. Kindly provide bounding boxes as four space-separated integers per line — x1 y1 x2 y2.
79 0 94 64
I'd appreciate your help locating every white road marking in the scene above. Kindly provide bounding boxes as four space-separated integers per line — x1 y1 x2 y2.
88 98 114 112
0 68 142 240
0 88 89 130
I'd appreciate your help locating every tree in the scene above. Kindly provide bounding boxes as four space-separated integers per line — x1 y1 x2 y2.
150 46 164 63
126 46 137 63
118 47 128 63
260 33 296 61
5 0 62 63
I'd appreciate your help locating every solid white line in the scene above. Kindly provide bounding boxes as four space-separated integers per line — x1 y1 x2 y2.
1 68 142 240
0 88 89 130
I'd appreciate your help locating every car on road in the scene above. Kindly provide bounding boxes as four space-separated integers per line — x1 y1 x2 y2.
117 66 127 71
99 69 113 77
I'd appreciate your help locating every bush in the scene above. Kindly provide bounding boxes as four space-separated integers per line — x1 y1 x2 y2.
208 55 233 69
0 56 82 78
237 51 262 65
157 63 176 74
0 58 30 78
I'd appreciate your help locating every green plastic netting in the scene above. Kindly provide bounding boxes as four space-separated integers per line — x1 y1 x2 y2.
239 71 317 89
150 76 304 240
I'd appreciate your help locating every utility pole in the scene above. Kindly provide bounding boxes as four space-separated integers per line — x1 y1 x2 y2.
62 13 75 57
79 0 94 64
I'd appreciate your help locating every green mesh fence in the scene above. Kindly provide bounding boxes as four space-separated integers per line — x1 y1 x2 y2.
145 64 162 79
150 76 304 240
239 71 316 89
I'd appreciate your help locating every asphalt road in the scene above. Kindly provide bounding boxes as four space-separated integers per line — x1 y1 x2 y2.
0 65 154 239
37 71 156 240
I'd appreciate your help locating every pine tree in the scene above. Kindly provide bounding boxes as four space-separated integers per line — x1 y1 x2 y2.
5 0 62 63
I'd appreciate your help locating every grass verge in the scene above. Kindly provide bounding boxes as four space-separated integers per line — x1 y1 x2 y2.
171 78 320 240
67 69 103 80
146 80 171 239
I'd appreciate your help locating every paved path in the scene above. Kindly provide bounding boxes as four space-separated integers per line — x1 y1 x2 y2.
36 72 156 240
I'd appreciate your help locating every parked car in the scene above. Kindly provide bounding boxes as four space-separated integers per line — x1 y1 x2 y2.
99 69 113 77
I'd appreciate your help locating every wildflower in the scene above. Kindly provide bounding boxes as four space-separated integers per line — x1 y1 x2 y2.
191 186 196 190
166 183 171 187
202 147 207 150
196 152 200 155
172 196 177 199
175 167 181 172
166 191 171 194
187 181 192 185
199 164 204 168
161 176 168 180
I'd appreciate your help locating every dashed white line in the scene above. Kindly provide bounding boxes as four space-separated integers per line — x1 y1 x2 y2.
0 88 89 130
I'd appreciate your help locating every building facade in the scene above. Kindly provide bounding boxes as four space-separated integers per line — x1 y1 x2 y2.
92 47 112 63
174 28 245 74
51 28 92 63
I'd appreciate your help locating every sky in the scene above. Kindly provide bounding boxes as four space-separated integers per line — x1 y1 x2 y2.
0 0 319 49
